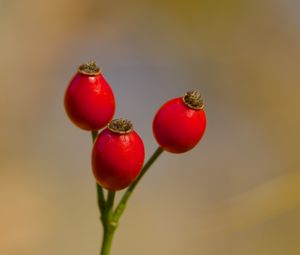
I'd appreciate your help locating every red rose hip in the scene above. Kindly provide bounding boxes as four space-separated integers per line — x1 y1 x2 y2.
92 119 145 191
153 90 206 153
64 61 115 131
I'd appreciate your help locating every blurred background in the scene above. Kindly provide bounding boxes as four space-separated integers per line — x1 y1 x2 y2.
0 0 300 254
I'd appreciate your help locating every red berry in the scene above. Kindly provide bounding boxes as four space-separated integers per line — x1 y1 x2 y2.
64 61 115 131
153 91 206 153
92 119 145 191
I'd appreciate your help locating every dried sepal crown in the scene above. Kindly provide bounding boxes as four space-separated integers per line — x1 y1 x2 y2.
183 90 204 110
108 119 133 134
78 61 101 75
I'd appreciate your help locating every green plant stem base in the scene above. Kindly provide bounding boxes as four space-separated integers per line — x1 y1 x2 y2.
91 130 163 255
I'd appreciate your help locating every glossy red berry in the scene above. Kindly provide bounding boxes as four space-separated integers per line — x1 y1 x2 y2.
153 90 206 153
64 61 115 131
92 119 145 191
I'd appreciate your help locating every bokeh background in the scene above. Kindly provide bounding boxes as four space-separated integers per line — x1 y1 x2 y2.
1 0 300 254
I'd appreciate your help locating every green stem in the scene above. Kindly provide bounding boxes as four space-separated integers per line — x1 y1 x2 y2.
106 191 115 216
91 130 98 142
113 146 164 220
91 131 106 215
100 226 116 255
96 183 106 215
100 191 116 255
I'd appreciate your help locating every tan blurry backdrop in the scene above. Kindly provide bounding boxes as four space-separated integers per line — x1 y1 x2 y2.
0 0 300 254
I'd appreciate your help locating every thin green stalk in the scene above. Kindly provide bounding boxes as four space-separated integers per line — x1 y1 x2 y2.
100 191 116 255
97 183 106 215
100 226 115 255
105 191 115 217
91 131 106 215
91 130 98 142
113 146 164 220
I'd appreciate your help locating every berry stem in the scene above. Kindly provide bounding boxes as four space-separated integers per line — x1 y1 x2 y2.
91 130 98 142
91 131 106 215
100 226 115 255
106 191 116 216
100 191 116 255
113 146 164 220
92 131 116 255
97 184 106 215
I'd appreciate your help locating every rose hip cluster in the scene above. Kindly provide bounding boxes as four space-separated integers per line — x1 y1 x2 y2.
64 61 206 191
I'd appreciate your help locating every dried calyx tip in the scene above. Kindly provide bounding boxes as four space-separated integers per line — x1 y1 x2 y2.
183 90 204 110
108 119 133 134
78 61 101 75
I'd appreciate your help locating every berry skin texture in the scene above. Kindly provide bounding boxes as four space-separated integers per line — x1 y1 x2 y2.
153 91 206 153
92 120 145 191
64 62 115 131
